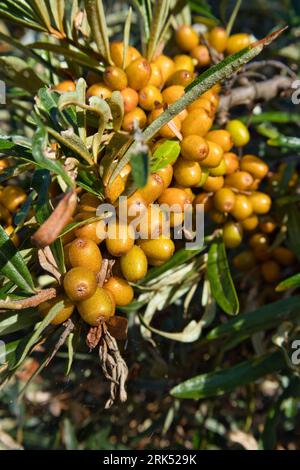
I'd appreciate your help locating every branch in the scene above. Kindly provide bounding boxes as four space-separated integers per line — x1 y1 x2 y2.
0 288 57 310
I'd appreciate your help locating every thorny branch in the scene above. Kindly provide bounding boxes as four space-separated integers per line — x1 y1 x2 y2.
0 288 57 310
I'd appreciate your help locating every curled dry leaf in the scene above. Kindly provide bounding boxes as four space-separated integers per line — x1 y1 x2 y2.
38 247 62 283
31 190 77 248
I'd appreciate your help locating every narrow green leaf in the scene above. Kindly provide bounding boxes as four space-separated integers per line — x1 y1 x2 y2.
0 56 45 94
107 91 124 131
0 309 40 336
276 273 300 292
84 0 112 63
150 140 180 172
287 205 300 261
226 0 242 35
0 225 35 294
170 350 286 399
268 134 300 149
130 150 149 188
207 238 239 315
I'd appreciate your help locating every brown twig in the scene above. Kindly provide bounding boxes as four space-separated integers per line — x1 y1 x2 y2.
0 288 57 310
44 318 75 367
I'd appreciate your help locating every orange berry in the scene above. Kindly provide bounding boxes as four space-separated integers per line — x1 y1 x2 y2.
224 152 239 175
181 135 209 162
206 130 233 152
230 194 253 221
174 54 195 73
173 158 202 187
181 109 213 137
225 171 254 191
240 214 259 231
104 276 134 306
240 155 269 180
213 188 235 213
120 87 139 113
154 55 175 83
87 83 112 99
248 192 272 215
201 141 224 168
103 66 128 90
139 85 163 111
202 176 224 192
162 85 185 105
261 260 281 283
190 45 210 67
126 58 151 90
149 63 164 88
122 107 147 131
226 33 251 55
208 27 228 53
175 25 199 52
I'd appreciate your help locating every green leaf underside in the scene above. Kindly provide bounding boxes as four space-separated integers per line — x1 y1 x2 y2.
151 140 180 172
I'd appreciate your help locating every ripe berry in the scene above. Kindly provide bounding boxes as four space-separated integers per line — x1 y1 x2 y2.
122 107 147 131
209 158 227 176
78 193 99 212
77 287 115 325
162 85 185 104
181 109 213 137
208 27 228 53
206 130 233 152
39 294 75 325
203 176 224 192
68 237 102 272
122 191 148 221
240 155 269 180
110 42 141 68
261 260 280 283
174 54 195 73
259 216 276 234
120 245 148 282
106 221 135 257
139 85 163 111
187 97 214 117
137 205 167 239
105 165 131 203
193 193 213 212
248 192 271 215
153 55 175 83
272 247 295 266
181 135 209 162
139 174 165 205
223 221 243 248
173 158 202 187
209 208 227 224
226 120 250 147
103 66 128 90
158 187 192 210
249 233 269 249
104 276 134 306
0 186 26 212
121 87 139 113
190 45 210 67
233 251 256 271
4 225 19 247
225 171 254 191
87 83 112 99
63 267 97 302
175 25 199 51
74 214 106 244
54 81 76 92
226 33 251 55
213 188 235 213
156 164 174 189
138 236 175 264
230 194 253 220
126 58 151 90
241 214 259 231
149 63 163 88
224 152 239 175
201 141 224 168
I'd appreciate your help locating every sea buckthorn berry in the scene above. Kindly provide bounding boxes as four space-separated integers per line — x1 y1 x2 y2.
201 141 224 168
223 221 243 248
181 135 209 162
225 171 254 191
187 97 214 117
122 107 147 131
0 186 26 212
158 187 192 210
77 287 115 325
261 260 281 283
208 27 228 53
146 257 164 267
209 208 227 224
249 233 269 249
4 225 19 247
103 66 128 90
139 174 165 205
193 193 213 212
241 214 259 231
104 276 134 306
190 45 210 67
162 85 185 105
175 25 199 51
137 205 167 239
120 245 148 282
272 247 295 266
123 191 148 221
224 152 239 175
167 70 194 87
174 54 195 73
110 41 131 68
0 159 9 171
63 267 97 302
39 295 75 325
230 194 253 221
129 45 141 62
201 89 220 109
105 166 130 203
120 87 139 113
226 33 251 55
240 155 269 180
233 251 256 271
126 58 151 90
173 158 202 187
213 188 235 213
181 109 213 137
154 55 175 83
54 81 76 92
226 119 250 147
248 179 260 191
196 167 210 187
253 245 270 262
149 63 163 88
138 236 175 263
174 185 195 202
206 130 233 152
79 193 99 212
209 159 227 176
203 176 224 192
139 85 163 111
106 221 135 257
68 238 102 272
248 192 272 215
259 216 277 234
74 214 106 245
156 164 174 189
87 83 112 99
